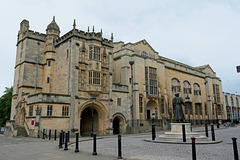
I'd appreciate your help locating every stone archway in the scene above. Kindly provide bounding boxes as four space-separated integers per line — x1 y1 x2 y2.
146 100 158 120
80 107 99 136
112 113 126 135
79 101 108 136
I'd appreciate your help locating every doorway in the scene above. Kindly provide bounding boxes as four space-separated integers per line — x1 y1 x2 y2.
113 118 120 134
80 107 98 136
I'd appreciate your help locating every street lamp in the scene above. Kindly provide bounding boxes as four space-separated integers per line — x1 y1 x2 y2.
185 94 190 123
91 96 96 137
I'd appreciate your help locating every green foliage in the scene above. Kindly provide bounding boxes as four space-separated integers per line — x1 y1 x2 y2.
0 87 13 126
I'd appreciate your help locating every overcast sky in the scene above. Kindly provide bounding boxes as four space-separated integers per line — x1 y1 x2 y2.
0 0 239 96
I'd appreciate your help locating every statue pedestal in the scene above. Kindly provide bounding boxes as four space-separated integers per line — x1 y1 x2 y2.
163 123 200 139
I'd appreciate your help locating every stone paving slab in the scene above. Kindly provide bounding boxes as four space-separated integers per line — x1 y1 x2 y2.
0 125 239 160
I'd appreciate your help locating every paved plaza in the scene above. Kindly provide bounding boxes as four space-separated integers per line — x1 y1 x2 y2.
0 125 239 160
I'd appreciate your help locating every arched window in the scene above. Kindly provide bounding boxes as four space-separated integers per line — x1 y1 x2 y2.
183 81 191 94
172 78 180 93
193 83 201 96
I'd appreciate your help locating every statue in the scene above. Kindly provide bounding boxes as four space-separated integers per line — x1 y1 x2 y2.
172 93 185 123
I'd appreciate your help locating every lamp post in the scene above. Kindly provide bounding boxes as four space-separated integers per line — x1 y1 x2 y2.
129 61 134 127
91 96 96 137
185 94 190 123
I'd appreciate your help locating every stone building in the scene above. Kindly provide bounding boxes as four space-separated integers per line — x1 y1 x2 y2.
8 17 226 137
223 92 240 122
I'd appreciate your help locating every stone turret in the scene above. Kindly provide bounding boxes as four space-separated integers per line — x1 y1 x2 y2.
46 16 60 37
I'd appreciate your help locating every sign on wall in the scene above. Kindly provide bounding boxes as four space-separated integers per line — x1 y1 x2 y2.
237 66 240 73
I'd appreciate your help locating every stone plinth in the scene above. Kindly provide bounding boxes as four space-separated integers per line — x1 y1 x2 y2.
161 123 202 139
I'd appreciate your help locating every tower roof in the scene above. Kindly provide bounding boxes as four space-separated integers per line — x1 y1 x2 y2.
46 16 60 32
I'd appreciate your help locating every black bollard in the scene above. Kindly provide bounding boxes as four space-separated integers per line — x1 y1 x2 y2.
118 135 123 159
152 118 156 140
49 130 51 140
75 133 79 153
205 123 208 138
38 130 40 138
211 123 215 141
42 129 45 139
92 133 97 155
191 137 196 160
232 137 239 160
62 131 65 144
182 124 186 142
54 130 57 141
59 132 63 148
64 132 68 150
68 131 70 143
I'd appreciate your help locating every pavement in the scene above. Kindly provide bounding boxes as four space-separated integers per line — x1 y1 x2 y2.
0 124 239 160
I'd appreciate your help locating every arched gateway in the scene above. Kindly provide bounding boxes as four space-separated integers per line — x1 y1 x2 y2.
79 101 108 136
112 113 126 135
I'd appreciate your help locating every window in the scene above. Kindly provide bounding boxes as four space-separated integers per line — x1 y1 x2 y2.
89 71 100 85
47 77 50 83
29 106 33 116
62 106 69 116
193 83 201 96
172 78 180 93
139 96 143 113
161 96 164 114
89 46 100 60
47 105 52 116
204 103 208 115
117 98 121 106
183 81 191 94
48 61 51 66
145 67 157 95
215 84 220 103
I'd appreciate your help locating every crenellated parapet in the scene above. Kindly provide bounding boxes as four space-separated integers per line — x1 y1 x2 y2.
55 28 113 48
17 30 46 45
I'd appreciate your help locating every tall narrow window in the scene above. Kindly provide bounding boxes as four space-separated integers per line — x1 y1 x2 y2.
139 96 143 113
161 96 164 114
29 106 33 116
47 77 50 83
62 106 69 116
145 67 157 95
47 105 52 116
117 98 121 106
48 61 51 66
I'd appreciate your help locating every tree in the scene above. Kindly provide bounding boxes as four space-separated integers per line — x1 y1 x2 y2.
0 87 13 126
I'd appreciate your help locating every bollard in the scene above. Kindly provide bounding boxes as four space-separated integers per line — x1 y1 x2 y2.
38 130 40 138
118 135 123 159
205 123 208 137
64 132 68 150
191 137 196 160
232 137 239 160
62 131 65 144
92 133 97 155
182 124 186 142
42 129 45 139
211 123 215 141
59 132 63 148
68 131 70 143
54 130 57 141
49 130 51 140
75 133 79 152
152 118 156 140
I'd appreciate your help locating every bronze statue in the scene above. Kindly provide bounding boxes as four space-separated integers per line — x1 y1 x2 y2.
172 93 185 123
